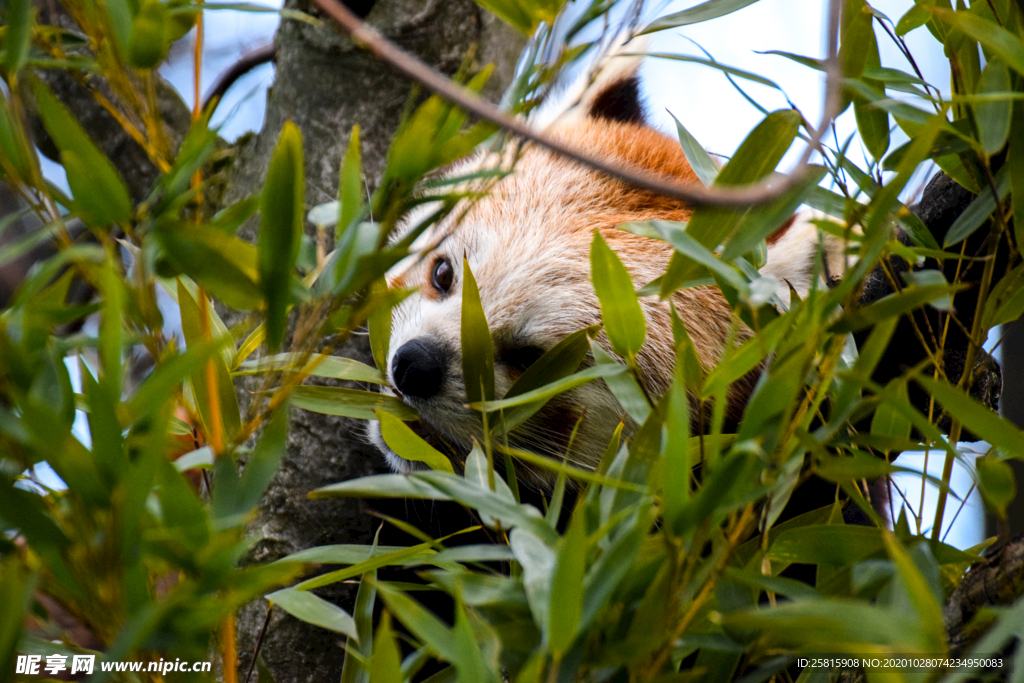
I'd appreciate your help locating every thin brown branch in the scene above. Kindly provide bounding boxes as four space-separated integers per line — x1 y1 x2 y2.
203 44 277 112
308 0 843 208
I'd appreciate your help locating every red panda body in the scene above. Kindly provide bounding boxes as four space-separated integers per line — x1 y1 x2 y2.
369 54 830 481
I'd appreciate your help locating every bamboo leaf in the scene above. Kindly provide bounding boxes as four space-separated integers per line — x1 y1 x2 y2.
549 511 587 656
368 278 392 379
461 259 494 404
975 59 1012 156
975 454 1016 517
932 9 1024 79
234 353 385 384
177 281 242 441
32 80 132 226
916 376 1024 459
266 587 358 639
376 411 454 473
641 0 760 34
127 0 170 68
337 125 365 238
260 121 305 351
590 232 646 359
155 222 262 310
368 612 402 682
670 113 719 186
291 386 418 421
5 0 33 73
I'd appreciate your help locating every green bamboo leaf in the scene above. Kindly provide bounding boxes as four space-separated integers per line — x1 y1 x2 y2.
719 601 931 652
646 53 781 89
266 587 358 639
417 470 556 542
340 566 376 683
590 342 651 424
549 511 586 656
235 353 385 384
932 9 1024 79
471 0 534 33
310 473 449 500
853 25 890 161
829 284 962 333
838 0 874 114
720 165 828 261
0 98 36 181
758 50 822 71
723 566 821 601
461 259 495 404
211 406 287 522
376 411 454 473
368 612 402 682
5 0 33 73
943 165 1010 246
670 113 719 186
127 0 170 68
376 582 458 661
291 385 417 421
814 451 898 483
155 221 262 310
676 109 801 269
177 281 242 440
260 121 305 351
768 525 885 566
158 112 217 201
0 479 70 550
870 381 912 442
916 376 1024 459
984 262 1024 328
975 59 1012 156
31 80 131 227
367 278 392 378
275 544 411 566
504 325 597 399
590 232 646 359
844 80 934 126
471 363 625 413
975 455 1016 518
296 542 440 591
882 533 946 651
156 458 208 551
103 0 133 54
652 221 745 292
509 527 554 637
640 0 760 33
337 124 364 237
896 5 929 35
126 338 228 421
212 195 259 235
661 369 691 532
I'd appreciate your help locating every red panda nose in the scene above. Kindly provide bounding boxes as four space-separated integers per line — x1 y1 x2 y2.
392 338 446 399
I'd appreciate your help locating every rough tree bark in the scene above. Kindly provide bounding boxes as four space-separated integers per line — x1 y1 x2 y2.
218 4 524 682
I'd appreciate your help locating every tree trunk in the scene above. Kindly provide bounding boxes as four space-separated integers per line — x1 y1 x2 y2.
221 4 524 682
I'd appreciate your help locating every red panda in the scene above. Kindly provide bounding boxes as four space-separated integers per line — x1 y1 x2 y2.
367 47 839 481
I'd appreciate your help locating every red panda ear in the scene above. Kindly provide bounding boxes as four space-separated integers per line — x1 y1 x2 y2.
586 73 646 126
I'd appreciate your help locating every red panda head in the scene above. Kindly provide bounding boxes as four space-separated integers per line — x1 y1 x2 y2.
368 54 825 483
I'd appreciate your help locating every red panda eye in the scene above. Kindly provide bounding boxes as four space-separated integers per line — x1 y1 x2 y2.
501 345 545 373
431 258 454 294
